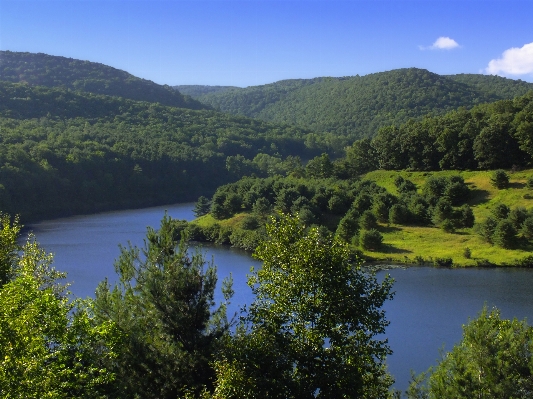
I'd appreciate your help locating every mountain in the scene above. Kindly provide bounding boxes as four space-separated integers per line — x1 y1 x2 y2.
0 51 207 110
174 85 240 97
188 69 533 140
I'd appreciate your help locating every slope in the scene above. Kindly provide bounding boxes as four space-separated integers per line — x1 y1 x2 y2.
0 51 207 110
194 69 533 140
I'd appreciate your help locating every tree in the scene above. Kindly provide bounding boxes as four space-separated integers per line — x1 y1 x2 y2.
214 214 394 398
305 153 334 179
410 307 533 398
193 195 212 217
360 229 384 251
94 214 233 398
0 214 119 398
490 169 510 189
492 219 517 248
491 202 511 220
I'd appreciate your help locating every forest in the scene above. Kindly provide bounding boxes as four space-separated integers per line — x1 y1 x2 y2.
2 50 533 397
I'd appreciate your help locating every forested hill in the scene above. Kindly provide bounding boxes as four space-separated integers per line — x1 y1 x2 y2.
0 81 317 221
174 85 240 97
189 68 533 140
0 51 207 110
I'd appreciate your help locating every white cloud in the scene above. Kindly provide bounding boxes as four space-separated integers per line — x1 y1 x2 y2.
420 36 460 51
486 42 533 76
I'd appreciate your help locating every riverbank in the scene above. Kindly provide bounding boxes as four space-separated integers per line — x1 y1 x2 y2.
188 169 533 267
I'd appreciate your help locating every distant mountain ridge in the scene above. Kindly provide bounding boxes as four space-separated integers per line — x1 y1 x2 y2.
181 69 533 140
0 51 207 110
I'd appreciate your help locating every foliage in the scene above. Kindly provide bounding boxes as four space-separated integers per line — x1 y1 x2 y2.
0 81 320 221
93 214 233 398
360 228 384 251
193 68 533 142
491 169 510 189
214 214 394 398
409 307 533 398
0 213 119 397
492 219 518 248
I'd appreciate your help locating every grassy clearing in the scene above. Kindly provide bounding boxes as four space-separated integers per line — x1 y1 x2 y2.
364 169 533 266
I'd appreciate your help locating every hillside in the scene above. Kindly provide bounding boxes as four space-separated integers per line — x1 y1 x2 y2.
0 51 207 110
191 69 533 140
0 81 318 221
174 85 239 97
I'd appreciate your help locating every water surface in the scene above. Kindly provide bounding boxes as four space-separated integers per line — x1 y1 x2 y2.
27 204 533 392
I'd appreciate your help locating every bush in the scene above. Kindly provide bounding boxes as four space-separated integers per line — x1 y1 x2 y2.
359 210 378 230
509 206 528 230
441 219 455 233
431 197 453 225
490 169 509 189
492 219 517 248
527 176 533 189
491 203 510 220
241 215 260 230
520 216 533 240
389 204 408 224
360 229 383 251
477 216 498 243
463 247 472 259
458 204 475 228
433 257 453 267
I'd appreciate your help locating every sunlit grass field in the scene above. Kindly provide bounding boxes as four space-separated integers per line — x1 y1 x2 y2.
364 169 533 266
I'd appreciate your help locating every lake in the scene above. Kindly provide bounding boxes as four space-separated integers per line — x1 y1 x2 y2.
26 203 533 392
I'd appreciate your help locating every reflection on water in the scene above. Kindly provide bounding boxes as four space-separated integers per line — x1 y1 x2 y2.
26 204 533 392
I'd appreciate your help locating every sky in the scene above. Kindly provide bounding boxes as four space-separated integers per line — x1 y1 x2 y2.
1 0 532 87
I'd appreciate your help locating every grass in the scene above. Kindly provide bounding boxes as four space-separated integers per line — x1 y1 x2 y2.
363 169 533 266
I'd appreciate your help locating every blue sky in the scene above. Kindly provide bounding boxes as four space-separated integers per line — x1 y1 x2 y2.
1 0 532 87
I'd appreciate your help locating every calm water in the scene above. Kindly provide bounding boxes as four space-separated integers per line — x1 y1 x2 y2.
26 203 533 391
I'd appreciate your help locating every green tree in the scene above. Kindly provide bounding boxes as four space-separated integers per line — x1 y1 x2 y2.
305 153 334 179
490 169 510 189
411 307 533 398
194 196 212 217
94 214 233 398
214 214 394 398
492 219 517 248
0 215 119 398
360 228 384 251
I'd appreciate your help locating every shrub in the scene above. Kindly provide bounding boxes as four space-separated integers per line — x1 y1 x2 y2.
491 203 511 220
492 219 517 248
458 204 475 228
527 177 533 189
509 206 528 230
241 215 260 230
359 210 378 230
389 204 408 224
490 169 509 189
463 247 472 259
432 197 453 225
477 216 498 243
434 257 453 267
441 219 455 233
520 216 533 240
360 229 383 251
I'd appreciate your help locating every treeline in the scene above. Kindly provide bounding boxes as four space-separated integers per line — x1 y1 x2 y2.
0 82 323 221
189 68 533 141
350 91 533 173
0 51 207 110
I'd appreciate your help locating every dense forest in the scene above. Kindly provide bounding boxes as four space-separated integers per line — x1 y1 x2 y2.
0 81 322 221
182 69 533 141
0 51 207 110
